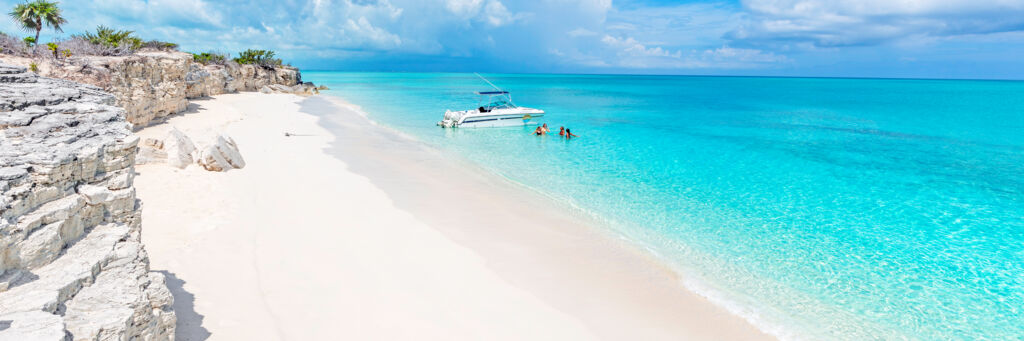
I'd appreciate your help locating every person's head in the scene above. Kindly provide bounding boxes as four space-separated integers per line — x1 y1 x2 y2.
542 123 548 128
566 128 571 135
559 126 565 132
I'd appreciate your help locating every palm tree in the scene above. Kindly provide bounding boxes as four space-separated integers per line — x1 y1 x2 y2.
9 0 66 49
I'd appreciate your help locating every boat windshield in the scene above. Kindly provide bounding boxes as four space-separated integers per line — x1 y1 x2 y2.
483 99 516 110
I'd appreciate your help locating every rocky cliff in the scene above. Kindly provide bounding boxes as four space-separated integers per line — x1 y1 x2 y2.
0 64 175 340
2 51 307 127
185 59 302 98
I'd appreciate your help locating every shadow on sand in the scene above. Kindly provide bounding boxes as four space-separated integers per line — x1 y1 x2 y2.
134 102 209 131
158 271 211 341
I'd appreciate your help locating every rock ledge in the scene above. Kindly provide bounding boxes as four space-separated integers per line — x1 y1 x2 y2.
0 64 175 340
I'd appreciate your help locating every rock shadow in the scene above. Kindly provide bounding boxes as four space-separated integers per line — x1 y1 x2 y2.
157 271 211 341
135 102 208 131
0 270 39 291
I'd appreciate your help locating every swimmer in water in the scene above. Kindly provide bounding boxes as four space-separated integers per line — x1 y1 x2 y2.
565 128 578 139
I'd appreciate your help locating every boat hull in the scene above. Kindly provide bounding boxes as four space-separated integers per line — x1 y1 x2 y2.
458 113 545 127
439 108 545 128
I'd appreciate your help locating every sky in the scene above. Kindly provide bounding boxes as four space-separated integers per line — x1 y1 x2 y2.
3 0 1024 79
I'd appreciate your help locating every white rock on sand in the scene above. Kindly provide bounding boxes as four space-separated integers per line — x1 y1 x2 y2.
137 126 245 172
196 134 245 171
165 128 198 169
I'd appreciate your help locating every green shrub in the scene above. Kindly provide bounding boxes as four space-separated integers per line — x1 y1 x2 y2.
46 42 58 58
29 62 38 72
23 36 36 47
191 52 227 65
233 49 282 68
143 40 178 51
76 25 142 49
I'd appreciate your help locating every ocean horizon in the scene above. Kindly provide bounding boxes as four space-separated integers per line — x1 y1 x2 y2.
303 71 1024 82
307 71 1024 340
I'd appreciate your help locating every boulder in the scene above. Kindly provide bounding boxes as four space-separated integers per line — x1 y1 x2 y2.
135 127 197 168
164 127 197 169
197 134 246 172
136 138 167 165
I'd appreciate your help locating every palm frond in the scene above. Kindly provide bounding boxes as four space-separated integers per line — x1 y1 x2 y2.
7 1 66 32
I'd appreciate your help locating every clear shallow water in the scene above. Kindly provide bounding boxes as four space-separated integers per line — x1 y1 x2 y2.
304 72 1024 340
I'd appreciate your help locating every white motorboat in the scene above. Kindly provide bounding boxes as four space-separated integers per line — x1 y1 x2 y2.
438 74 544 128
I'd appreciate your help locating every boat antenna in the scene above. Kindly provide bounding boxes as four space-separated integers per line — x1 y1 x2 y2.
474 72 504 92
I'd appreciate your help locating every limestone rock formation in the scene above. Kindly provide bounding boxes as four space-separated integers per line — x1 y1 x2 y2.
2 52 190 128
197 135 246 172
186 62 301 99
3 51 308 128
259 82 320 96
0 64 175 340
184 62 232 98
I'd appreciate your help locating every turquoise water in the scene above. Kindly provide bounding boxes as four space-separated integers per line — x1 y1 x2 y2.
304 72 1024 340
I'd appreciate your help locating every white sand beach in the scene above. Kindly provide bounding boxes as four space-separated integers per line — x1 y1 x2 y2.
134 92 772 340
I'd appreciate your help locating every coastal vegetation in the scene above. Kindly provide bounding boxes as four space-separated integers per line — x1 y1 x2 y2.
233 49 283 68
144 40 178 51
45 40 56 57
8 0 65 50
191 52 228 65
76 25 143 50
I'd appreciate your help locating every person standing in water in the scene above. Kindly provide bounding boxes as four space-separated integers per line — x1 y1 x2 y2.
541 123 551 134
534 126 546 135
558 126 566 136
565 128 578 139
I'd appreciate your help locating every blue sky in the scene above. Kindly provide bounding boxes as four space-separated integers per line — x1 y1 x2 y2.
3 0 1024 79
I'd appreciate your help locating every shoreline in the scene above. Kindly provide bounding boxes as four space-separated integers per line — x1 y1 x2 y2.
308 95 774 339
316 95 799 339
135 92 773 340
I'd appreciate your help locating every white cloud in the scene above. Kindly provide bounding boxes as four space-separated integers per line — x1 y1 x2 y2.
601 35 682 58
446 0 484 16
701 46 789 64
343 17 403 48
0 0 807 73
76 0 224 28
568 28 597 37
733 0 1024 47
217 0 409 53
560 34 788 69
543 3 787 70
483 1 516 26
443 0 525 27
576 0 613 18
744 0 1024 17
